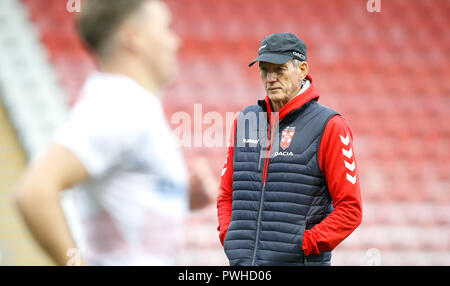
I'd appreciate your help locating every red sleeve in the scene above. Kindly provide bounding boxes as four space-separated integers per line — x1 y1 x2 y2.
216 118 237 246
302 115 363 255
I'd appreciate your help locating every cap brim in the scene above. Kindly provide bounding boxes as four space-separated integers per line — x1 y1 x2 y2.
248 53 293 67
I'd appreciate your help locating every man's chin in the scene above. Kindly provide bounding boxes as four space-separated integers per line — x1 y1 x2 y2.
268 91 286 101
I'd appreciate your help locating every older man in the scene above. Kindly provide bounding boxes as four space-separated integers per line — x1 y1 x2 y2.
217 33 363 266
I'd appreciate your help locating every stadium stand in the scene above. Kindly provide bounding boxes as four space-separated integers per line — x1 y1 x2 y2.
0 0 68 158
0 0 68 265
2 0 448 265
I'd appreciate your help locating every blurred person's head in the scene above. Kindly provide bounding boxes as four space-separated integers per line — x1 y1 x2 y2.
249 33 309 106
77 0 180 94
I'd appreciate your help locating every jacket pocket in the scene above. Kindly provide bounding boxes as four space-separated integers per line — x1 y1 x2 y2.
298 223 307 256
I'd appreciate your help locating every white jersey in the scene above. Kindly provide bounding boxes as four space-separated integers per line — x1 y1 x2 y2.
54 72 188 265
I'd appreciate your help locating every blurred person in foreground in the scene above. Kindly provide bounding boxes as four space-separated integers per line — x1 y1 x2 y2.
14 0 204 266
217 33 363 266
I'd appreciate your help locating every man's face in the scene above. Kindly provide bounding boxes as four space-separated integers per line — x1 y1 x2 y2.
259 61 303 103
134 1 180 86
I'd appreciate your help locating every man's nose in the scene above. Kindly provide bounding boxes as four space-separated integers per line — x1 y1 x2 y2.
265 71 277 82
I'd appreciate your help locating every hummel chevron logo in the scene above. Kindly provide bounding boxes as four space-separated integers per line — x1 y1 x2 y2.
342 147 353 159
340 133 356 184
344 160 355 172
340 134 350 146
346 173 356 185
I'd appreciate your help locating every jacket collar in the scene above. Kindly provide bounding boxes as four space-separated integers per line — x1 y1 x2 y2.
258 75 319 122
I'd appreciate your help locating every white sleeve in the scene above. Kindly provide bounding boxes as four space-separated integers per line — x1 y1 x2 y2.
53 97 131 178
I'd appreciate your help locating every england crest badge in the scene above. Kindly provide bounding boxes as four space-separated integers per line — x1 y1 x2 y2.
280 126 296 150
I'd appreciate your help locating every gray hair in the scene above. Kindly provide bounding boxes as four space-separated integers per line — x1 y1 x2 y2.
292 59 304 68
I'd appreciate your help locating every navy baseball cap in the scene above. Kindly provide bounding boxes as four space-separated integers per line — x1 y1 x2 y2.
249 32 307 67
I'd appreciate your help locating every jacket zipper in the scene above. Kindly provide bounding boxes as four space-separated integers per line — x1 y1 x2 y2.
251 118 274 266
251 182 266 265
251 105 306 265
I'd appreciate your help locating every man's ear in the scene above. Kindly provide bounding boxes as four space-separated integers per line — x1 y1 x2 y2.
298 61 309 81
117 18 141 54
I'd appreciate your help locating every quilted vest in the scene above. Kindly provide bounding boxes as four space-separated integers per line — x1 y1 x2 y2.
224 99 339 266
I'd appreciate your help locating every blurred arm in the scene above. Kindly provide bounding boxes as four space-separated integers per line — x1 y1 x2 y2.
188 157 220 210
14 142 89 266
